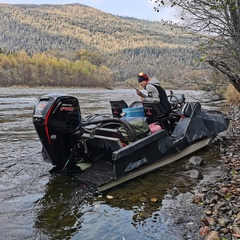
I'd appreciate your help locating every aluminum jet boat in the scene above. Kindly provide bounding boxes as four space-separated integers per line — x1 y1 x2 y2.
33 93 229 191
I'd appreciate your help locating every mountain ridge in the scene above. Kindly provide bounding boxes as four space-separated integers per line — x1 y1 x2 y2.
0 3 207 86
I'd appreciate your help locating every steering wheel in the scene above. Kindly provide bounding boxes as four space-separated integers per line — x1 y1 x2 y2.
167 95 179 110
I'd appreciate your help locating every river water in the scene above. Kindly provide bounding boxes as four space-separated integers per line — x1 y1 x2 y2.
0 87 225 240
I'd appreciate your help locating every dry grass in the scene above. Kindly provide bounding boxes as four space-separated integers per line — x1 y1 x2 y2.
224 84 240 104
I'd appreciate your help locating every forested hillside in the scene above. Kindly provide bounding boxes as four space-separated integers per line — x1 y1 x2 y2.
0 3 210 88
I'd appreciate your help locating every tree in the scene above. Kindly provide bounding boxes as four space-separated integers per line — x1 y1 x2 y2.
75 49 103 66
152 0 240 93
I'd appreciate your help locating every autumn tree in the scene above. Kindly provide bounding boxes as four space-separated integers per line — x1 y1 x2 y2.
75 49 103 67
0 50 113 87
153 0 240 93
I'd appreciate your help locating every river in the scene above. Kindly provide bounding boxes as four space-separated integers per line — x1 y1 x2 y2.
0 87 226 240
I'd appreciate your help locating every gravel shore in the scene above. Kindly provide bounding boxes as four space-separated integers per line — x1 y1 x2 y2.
194 104 240 240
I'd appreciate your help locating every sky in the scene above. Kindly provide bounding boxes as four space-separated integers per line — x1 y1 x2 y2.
0 0 180 22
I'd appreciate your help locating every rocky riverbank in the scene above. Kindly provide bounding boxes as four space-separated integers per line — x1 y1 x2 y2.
194 104 240 240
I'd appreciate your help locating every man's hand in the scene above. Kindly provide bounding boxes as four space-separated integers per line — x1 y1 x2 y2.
136 90 144 97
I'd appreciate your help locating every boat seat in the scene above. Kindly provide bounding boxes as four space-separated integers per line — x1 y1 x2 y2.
142 102 172 124
143 101 176 133
110 100 128 118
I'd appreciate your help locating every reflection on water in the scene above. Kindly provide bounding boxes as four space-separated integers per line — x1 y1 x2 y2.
0 87 224 240
34 175 93 239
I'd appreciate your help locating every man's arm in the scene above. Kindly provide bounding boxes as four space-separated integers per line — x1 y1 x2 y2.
143 84 160 102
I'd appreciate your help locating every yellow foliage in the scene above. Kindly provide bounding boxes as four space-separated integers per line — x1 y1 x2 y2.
224 84 240 104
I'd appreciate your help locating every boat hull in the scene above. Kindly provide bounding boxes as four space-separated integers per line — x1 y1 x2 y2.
98 136 214 191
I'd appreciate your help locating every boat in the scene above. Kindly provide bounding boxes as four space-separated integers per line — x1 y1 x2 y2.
32 93 229 192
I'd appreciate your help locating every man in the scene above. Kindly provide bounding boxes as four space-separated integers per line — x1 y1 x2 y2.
136 72 171 117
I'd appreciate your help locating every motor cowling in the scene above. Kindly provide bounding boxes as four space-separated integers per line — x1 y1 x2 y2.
33 94 81 169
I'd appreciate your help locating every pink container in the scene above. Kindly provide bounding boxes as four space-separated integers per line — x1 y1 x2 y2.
149 123 162 133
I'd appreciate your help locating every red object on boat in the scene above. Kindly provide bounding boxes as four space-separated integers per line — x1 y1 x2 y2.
149 123 162 133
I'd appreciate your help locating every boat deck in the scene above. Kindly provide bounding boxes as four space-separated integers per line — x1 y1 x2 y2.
78 161 115 188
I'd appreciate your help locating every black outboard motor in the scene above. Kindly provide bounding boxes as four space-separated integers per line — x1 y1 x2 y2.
33 94 81 170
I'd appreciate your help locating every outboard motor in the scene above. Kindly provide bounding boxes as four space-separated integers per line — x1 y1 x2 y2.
33 94 81 170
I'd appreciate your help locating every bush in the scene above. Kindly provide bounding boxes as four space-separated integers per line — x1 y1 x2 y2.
224 84 240 104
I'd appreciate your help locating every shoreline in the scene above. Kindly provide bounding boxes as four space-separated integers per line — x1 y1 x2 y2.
195 104 240 239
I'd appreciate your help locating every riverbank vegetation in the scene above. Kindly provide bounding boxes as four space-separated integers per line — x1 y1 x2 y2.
153 0 240 94
0 50 113 88
224 85 240 104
